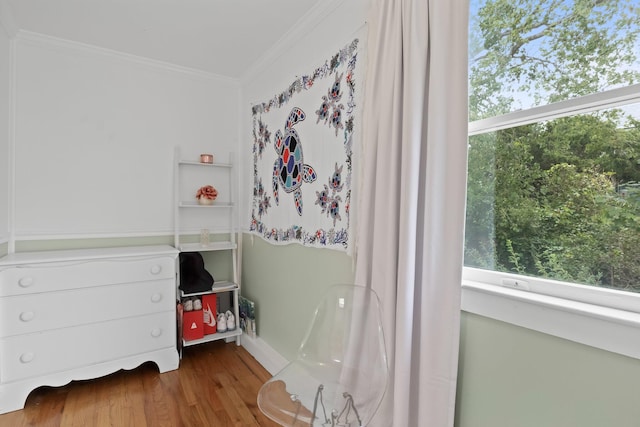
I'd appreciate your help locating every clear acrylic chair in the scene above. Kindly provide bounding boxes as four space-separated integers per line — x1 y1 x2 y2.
257 285 388 427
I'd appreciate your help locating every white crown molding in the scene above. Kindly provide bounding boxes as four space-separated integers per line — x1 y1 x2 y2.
240 0 347 84
14 30 240 85
0 0 18 38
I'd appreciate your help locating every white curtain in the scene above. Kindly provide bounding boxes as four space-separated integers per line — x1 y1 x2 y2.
354 0 469 425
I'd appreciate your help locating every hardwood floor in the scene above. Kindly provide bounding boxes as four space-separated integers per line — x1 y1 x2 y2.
0 341 281 426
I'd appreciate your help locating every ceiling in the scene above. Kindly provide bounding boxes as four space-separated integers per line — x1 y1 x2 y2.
2 0 321 79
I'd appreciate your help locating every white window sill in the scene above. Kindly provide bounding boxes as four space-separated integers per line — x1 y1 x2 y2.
461 280 640 360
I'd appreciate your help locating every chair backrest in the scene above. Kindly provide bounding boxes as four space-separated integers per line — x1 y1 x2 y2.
258 284 388 427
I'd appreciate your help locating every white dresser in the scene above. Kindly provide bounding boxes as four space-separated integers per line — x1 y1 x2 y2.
0 245 180 414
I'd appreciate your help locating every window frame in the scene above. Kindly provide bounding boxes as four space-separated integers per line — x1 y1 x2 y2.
462 82 640 359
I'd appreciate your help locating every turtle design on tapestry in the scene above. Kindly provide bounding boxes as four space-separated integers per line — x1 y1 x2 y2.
315 72 345 136
328 72 343 103
273 107 317 215
316 96 331 124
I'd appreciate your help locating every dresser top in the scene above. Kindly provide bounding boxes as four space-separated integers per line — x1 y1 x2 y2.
0 245 179 266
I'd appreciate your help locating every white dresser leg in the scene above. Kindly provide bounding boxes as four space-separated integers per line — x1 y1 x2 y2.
153 348 180 373
0 382 31 415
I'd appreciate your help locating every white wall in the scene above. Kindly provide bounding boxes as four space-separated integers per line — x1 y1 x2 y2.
0 18 10 248
12 32 240 241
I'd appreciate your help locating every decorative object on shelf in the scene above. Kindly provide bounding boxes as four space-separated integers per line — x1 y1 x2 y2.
200 153 214 164
200 228 210 246
196 185 218 205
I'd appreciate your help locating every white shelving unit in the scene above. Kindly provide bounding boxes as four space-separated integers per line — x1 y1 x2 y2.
173 147 242 350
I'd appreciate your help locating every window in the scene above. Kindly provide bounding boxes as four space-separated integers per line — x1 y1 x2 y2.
464 0 640 357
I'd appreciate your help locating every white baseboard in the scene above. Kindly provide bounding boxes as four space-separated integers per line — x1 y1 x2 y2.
241 334 288 375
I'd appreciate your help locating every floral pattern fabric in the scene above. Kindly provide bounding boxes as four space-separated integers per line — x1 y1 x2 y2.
250 39 359 250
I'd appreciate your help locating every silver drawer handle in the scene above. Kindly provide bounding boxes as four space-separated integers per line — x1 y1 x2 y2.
18 277 34 288
20 352 35 364
150 328 162 338
19 311 35 322
151 293 163 303
150 265 162 275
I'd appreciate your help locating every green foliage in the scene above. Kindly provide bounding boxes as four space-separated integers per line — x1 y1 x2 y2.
466 0 640 291
469 0 640 120
466 115 640 290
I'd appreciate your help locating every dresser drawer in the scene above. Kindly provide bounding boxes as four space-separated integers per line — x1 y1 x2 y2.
0 311 176 383
0 256 175 297
0 279 175 338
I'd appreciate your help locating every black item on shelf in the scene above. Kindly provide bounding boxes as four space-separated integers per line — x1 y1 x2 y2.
179 252 214 293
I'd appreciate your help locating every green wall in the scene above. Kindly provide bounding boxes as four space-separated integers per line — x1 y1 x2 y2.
14 236 173 252
456 312 640 427
240 233 355 360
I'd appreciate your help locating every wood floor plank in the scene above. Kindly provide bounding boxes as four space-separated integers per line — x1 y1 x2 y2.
20 385 67 427
143 365 184 427
92 379 116 427
58 380 97 427
0 342 280 427
216 371 260 426
122 367 149 427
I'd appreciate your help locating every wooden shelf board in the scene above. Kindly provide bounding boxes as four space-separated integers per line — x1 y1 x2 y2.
178 241 237 252
182 329 242 347
180 281 238 297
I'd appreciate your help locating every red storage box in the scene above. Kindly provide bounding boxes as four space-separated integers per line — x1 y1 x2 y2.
183 309 204 341
202 294 217 335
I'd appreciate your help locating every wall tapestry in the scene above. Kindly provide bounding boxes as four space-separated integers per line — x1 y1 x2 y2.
250 39 359 250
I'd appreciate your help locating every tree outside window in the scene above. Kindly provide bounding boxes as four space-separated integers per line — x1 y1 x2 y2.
466 0 640 292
